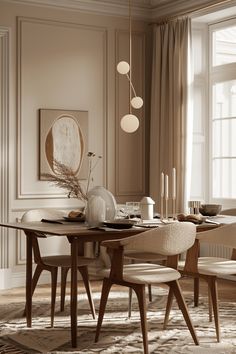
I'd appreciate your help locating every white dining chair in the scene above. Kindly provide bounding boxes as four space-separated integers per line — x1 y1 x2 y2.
95 222 199 354
220 208 236 216
166 223 236 342
22 208 96 327
124 251 166 317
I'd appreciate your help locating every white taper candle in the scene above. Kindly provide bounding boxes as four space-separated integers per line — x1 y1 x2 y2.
165 174 168 199
172 167 176 199
161 172 164 197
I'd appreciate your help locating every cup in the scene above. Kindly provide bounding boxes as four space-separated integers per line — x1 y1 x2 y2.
125 202 135 218
188 200 201 215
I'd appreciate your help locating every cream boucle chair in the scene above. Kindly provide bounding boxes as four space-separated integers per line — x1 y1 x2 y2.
22 209 95 327
95 222 199 354
168 223 236 343
124 251 166 317
220 208 236 216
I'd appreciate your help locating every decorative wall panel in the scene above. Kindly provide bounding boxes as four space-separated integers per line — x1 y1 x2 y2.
0 27 10 269
115 30 146 198
17 17 107 199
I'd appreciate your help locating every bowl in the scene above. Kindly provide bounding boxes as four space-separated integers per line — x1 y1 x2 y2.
199 204 222 217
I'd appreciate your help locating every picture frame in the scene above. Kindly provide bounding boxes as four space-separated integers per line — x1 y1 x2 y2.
39 109 88 181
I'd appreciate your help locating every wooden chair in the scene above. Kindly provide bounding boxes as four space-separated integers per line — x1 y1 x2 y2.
166 223 236 342
124 251 166 317
95 222 199 354
193 209 236 308
22 209 96 327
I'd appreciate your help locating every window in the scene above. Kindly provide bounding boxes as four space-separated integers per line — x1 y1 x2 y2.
191 17 236 208
210 22 236 202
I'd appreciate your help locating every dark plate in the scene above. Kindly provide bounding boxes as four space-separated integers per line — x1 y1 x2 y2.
103 220 136 229
63 216 85 222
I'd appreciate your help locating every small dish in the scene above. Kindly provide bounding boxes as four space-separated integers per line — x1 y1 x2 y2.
63 216 85 222
103 219 137 229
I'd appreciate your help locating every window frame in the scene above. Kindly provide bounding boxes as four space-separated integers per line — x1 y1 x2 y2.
209 18 236 207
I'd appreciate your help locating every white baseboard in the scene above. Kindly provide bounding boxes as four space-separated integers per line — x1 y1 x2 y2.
10 265 101 289
4 266 236 290
0 268 12 289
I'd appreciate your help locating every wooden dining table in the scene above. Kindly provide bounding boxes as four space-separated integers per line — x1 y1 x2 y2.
0 220 145 348
0 214 235 348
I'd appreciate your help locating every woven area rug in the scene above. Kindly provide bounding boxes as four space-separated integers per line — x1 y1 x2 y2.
0 287 236 354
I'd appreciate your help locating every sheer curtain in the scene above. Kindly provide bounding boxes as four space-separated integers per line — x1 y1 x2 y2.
150 17 193 214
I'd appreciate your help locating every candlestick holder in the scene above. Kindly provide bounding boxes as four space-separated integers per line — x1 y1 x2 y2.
165 197 168 220
160 196 164 220
172 197 176 220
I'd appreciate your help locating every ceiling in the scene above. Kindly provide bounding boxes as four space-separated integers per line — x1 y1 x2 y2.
2 0 236 20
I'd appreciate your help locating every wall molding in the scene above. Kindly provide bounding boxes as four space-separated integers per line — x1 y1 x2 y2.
1 0 151 20
17 17 108 199
0 27 10 269
2 0 235 21
115 29 146 197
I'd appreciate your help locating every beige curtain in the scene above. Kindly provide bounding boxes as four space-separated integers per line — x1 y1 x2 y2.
150 18 192 214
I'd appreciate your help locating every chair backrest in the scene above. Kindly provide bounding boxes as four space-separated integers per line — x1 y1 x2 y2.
21 208 66 222
197 223 236 248
21 209 67 264
220 208 236 216
119 222 196 256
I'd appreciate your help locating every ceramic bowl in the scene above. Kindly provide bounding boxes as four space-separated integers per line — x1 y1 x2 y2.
199 204 222 216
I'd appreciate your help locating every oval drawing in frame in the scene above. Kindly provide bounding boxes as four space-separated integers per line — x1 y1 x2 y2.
40 109 88 181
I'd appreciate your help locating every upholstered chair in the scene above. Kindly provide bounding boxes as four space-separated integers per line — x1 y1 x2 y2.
95 222 199 354
220 208 236 216
167 223 236 342
22 209 96 327
124 251 166 317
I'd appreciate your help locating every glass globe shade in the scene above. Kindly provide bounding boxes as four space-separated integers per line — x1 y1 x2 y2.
117 61 130 75
120 114 139 133
131 96 143 109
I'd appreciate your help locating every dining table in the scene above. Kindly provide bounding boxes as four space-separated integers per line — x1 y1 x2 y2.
0 220 145 348
0 214 236 348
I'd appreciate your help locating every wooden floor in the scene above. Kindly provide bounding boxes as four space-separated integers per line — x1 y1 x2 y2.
0 277 235 305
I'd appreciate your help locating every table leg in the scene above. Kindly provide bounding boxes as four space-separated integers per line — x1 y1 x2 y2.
25 232 32 327
71 237 78 347
194 277 199 307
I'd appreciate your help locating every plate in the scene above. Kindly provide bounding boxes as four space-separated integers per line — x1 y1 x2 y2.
63 216 85 222
103 219 136 229
87 186 117 220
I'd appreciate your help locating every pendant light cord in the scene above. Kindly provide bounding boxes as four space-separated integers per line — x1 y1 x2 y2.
129 0 132 114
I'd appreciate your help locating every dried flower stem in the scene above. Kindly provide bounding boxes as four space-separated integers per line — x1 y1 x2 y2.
42 160 87 201
42 153 102 201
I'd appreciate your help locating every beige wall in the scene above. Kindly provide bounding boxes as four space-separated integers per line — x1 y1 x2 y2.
0 1 151 287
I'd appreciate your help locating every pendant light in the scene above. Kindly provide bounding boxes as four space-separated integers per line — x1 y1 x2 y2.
117 0 143 133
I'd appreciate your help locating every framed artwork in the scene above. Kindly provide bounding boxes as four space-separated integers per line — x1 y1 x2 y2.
39 109 88 181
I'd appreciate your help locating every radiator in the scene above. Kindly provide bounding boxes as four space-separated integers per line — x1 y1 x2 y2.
200 244 232 258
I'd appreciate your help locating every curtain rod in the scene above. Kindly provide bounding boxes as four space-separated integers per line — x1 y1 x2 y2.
150 0 234 25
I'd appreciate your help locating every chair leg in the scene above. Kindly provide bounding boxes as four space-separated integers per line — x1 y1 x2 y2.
194 277 199 307
208 283 213 322
128 287 132 318
148 284 152 302
79 266 96 319
207 277 220 342
163 287 174 329
60 267 70 312
169 280 199 345
23 265 43 317
50 267 58 328
133 284 149 354
95 278 113 342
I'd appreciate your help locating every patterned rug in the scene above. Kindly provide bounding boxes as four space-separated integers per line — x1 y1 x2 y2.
0 286 236 353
